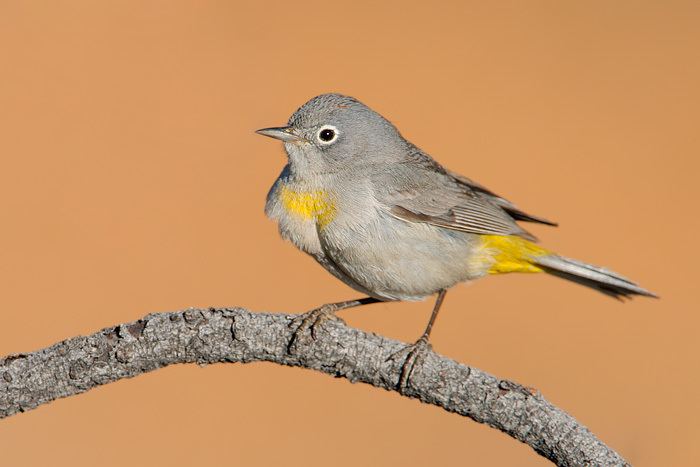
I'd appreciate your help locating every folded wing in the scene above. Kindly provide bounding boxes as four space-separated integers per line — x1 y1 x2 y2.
378 167 546 241
448 171 558 227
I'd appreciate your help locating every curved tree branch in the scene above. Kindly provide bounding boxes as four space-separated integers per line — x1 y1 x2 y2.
0 307 627 466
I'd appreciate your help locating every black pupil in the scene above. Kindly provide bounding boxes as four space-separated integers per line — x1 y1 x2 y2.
319 129 335 141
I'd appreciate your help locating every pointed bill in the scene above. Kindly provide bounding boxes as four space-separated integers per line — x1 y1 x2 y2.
255 126 304 142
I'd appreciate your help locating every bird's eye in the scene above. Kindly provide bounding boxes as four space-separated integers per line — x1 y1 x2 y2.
317 125 339 144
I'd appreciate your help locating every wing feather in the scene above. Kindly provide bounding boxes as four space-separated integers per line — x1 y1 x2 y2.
385 181 536 240
374 147 554 241
448 171 557 226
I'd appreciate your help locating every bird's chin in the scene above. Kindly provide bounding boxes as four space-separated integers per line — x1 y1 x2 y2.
283 141 307 159
283 143 326 176
283 139 309 150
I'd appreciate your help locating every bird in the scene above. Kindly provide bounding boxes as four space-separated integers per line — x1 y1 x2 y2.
256 93 656 387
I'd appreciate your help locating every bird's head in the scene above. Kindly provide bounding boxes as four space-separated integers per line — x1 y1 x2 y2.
257 93 405 175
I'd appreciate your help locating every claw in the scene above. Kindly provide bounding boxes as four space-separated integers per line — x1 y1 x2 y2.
288 304 343 352
389 336 432 392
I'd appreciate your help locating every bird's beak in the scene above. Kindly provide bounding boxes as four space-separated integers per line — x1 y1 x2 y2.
255 126 303 143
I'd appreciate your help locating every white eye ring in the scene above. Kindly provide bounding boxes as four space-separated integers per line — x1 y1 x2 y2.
316 125 339 145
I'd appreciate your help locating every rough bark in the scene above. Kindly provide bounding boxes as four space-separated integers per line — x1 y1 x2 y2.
0 307 628 466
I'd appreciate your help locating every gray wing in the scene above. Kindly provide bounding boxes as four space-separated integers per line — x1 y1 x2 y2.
376 165 539 241
448 171 557 227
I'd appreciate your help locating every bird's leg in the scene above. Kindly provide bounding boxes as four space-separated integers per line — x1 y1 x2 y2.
289 297 381 348
396 289 447 391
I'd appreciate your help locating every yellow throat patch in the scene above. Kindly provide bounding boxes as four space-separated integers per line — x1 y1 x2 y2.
279 186 336 228
479 235 550 274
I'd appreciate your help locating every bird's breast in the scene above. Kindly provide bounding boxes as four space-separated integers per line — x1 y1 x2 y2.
277 185 337 229
265 178 336 258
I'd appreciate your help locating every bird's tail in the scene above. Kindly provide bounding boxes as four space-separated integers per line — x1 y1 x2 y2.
533 254 657 299
479 235 657 299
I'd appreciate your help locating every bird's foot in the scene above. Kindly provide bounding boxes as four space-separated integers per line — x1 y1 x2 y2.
391 335 432 392
288 303 343 351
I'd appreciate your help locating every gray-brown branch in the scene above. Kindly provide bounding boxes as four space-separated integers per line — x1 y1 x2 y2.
0 307 627 466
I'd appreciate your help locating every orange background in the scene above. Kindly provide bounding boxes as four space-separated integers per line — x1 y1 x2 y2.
0 1 697 466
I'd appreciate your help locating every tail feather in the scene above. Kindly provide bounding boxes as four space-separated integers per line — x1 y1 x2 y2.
534 255 658 299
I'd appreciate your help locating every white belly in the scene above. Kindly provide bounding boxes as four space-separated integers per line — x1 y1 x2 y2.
318 210 485 300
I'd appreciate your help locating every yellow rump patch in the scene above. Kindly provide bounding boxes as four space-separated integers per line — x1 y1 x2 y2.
479 235 550 274
280 186 336 228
